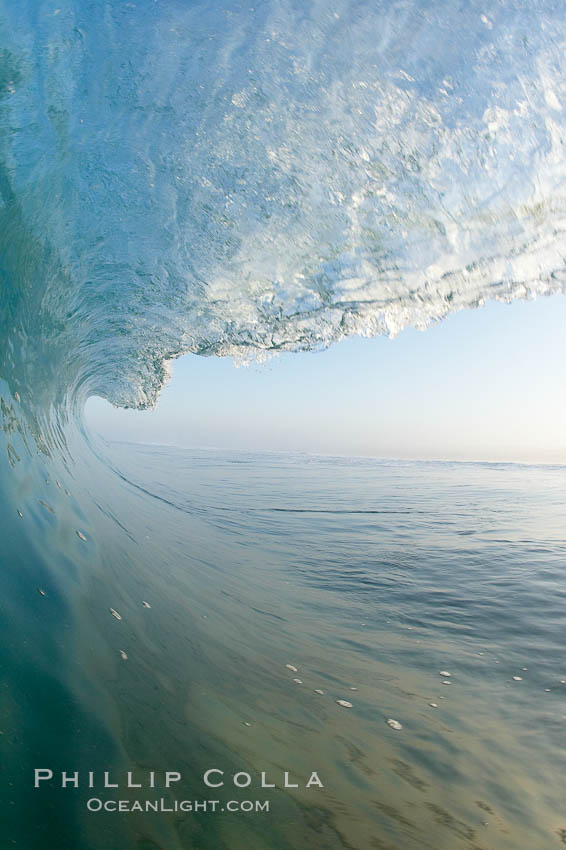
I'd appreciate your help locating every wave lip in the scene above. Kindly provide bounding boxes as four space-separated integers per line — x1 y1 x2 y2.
1 0 566 410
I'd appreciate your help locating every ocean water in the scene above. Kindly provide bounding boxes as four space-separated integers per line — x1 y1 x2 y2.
3 429 566 849
2 0 566 848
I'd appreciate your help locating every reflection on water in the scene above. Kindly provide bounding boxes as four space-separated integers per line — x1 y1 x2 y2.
2 418 566 848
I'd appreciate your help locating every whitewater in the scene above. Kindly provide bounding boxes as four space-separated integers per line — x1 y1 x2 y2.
2 1 566 848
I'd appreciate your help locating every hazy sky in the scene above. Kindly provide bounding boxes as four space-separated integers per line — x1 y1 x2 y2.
86 294 566 463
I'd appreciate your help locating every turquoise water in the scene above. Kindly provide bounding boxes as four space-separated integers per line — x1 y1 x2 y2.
2 421 566 848
3 0 566 847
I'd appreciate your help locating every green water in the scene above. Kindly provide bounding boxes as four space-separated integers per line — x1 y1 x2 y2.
2 428 566 848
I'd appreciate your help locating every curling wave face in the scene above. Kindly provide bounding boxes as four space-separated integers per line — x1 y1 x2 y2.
1 0 566 410
3 6 566 849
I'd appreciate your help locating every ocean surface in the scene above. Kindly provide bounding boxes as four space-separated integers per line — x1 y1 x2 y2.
2 431 566 849
2 0 566 847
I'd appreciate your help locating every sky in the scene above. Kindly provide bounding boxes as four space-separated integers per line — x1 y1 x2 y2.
85 293 566 463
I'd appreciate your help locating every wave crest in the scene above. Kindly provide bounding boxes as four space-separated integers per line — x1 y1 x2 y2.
1 0 565 407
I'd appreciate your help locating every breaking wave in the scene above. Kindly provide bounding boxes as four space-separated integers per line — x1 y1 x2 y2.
3 5 566 849
1 0 566 411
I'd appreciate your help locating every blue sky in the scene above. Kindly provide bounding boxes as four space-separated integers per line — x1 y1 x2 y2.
86 293 566 463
